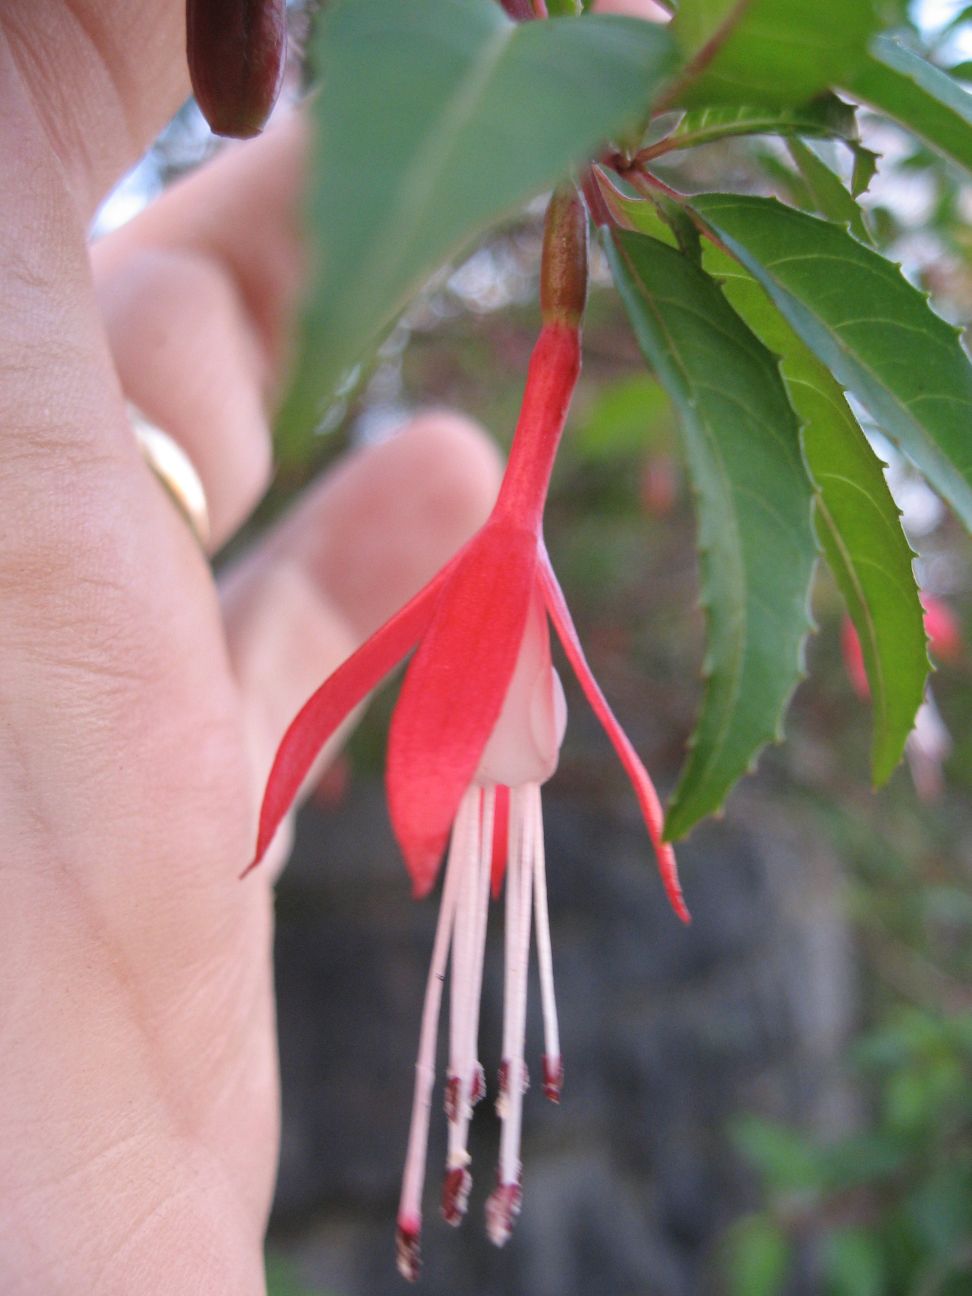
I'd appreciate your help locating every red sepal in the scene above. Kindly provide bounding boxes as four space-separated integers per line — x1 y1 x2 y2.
387 525 537 897
539 549 690 923
245 559 456 876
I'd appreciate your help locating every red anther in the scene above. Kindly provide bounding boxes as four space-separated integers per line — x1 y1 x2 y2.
497 1059 530 1100
395 1220 422 1283
444 1074 460 1123
441 1166 472 1226
470 1062 486 1107
485 1178 523 1248
542 1054 564 1103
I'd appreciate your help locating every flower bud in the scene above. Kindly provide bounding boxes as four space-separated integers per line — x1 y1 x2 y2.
187 0 287 139
540 184 589 327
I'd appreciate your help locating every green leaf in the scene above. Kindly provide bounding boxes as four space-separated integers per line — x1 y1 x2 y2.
732 1116 824 1192
725 1215 791 1296
850 144 879 197
845 36 972 175
785 138 873 244
598 174 679 247
691 193 972 534
278 0 679 459
668 0 880 109
575 374 672 461
607 230 816 840
700 241 926 784
657 94 859 155
753 148 816 209
823 1228 886 1296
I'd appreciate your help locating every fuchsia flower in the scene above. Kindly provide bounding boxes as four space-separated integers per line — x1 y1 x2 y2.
248 188 687 1280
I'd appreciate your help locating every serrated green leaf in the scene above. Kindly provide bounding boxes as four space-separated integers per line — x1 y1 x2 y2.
753 148 816 208
667 0 880 109
785 138 873 244
846 36 972 174
599 175 679 246
278 0 679 460
850 144 879 197
607 230 816 840
691 194 972 534
656 94 859 155
700 240 927 783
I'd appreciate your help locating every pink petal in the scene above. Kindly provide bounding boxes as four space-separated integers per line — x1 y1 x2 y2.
387 524 538 897
539 550 690 923
245 560 456 876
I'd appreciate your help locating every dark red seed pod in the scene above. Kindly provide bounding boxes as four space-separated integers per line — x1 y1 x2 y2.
499 0 537 18
186 0 287 139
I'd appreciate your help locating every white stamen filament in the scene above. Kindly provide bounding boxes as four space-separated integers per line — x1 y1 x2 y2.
530 782 561 1089
446 788 493 1178
397 773 564 1271
397 791 473 1246
496 785 535 1191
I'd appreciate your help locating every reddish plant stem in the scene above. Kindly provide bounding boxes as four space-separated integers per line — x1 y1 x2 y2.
625 166 688 205
498 0 536 18
581 168 612 229
634 135 680 165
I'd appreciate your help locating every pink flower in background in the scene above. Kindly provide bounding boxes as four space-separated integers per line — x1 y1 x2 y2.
841 593 962 801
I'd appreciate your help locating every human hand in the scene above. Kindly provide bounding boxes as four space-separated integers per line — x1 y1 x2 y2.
0 6 498 1292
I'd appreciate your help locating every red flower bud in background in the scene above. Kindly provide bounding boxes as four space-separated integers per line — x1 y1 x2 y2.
843 592 963 702
186 0 287 138
842 593 962 801
639 452 678 518
920 592 961 665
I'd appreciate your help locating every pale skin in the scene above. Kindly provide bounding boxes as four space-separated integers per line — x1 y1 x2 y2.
0 1 654 1291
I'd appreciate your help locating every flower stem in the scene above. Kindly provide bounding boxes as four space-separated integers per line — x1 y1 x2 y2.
494 185 588 530
494 324 580 530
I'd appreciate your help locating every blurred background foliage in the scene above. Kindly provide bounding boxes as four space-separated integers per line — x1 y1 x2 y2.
98 1 972 1292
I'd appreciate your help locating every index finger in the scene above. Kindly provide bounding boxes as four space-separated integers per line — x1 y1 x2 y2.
2 1 190 218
